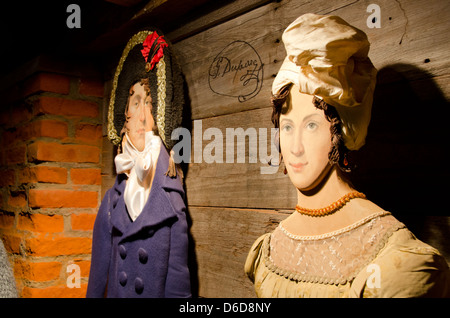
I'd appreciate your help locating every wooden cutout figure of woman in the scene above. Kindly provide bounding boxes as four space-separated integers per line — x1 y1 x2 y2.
87 30 191 298
245 14 450 298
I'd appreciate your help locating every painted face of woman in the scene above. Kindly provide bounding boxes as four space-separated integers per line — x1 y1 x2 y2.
126 82 154 151
279 86 332 191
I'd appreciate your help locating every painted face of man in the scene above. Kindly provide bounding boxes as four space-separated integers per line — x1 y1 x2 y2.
125 81 154 151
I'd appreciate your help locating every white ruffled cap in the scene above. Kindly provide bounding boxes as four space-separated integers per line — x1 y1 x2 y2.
272 13 377 150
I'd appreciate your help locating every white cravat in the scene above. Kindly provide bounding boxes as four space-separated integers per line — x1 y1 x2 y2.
114 131 161 221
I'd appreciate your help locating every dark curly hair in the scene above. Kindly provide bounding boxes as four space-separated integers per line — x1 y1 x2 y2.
271 83 351 172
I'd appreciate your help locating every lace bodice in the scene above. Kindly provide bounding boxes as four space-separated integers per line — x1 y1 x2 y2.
268 211 405 285
245 211 450 297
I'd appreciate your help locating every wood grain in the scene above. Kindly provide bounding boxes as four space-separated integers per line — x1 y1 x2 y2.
187 206 288 298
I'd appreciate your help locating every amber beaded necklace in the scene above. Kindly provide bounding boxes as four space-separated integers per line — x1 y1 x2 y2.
295 191 366 217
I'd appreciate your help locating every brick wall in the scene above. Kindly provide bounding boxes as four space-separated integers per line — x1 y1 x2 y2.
0 71 104 297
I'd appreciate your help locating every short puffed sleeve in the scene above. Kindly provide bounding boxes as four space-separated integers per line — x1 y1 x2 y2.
351 228 450 298
245 234 270 283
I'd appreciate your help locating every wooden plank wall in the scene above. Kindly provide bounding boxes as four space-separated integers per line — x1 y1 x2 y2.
102 0 450 298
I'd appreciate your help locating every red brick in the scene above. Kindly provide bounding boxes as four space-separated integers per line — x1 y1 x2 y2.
0 192 4 210
19 166 67 184
4 144 26 165
21 283 88 298
79 78 104 98
75 123 102 145
10 104 32 127
8 191 27 208
71 168 101 185
1 124 35 147
0 169 15 186
71 213 96 231
2 120 68 148
14 259 62 282
23 236 92 257
27 141 100 163
73 260 91 278
0 211 15 229
34 96 99 118
33 119 68 139
17 213 64 233
1 128 21 148
23 73 70 96
1 234 22 254
28 189 98 208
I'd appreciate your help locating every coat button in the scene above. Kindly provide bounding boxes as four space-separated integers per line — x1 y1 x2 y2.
138 248 148 264
119 245 127 259
135 277 144 294
118 271 127 286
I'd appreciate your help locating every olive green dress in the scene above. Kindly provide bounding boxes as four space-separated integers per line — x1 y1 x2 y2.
245 211 450 297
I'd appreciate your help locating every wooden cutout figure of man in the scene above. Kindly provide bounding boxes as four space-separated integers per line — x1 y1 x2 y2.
86 30 191 298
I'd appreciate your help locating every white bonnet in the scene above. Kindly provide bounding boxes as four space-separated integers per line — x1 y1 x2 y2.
273 13 377 150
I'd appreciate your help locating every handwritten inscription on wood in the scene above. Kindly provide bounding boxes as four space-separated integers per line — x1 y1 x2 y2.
208 40 264 103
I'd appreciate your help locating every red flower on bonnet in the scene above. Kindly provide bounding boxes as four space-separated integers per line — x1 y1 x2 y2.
141 32 169 72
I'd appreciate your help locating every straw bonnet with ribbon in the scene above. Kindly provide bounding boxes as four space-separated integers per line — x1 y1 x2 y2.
108 29 185 177
272 13 377 151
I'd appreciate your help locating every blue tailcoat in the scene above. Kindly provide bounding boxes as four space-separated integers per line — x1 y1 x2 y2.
86 148 191 298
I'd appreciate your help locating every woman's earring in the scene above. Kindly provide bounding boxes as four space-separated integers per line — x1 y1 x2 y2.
343 155 349 167
283 166 287 175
